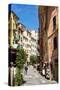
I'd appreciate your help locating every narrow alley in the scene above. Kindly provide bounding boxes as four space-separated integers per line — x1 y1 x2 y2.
22 65 57 85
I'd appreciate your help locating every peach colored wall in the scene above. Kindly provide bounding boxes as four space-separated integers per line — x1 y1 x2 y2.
48 7 58 63
48 7 58 37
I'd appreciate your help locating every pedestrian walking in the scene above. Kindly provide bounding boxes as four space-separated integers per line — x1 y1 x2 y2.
25 65 28 75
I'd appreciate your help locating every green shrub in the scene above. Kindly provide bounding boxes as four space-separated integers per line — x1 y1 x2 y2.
16 48 27 69
15 47 27 86
30 55 37 65
15 68 23 86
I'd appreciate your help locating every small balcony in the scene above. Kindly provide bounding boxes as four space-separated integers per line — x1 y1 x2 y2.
27 41 31 46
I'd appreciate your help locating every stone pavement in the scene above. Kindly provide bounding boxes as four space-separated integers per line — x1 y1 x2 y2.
22 65 57 86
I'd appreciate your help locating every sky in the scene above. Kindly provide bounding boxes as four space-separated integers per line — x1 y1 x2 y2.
9 4 39 31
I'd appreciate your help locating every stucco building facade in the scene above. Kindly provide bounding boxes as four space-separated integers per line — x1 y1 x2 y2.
38 6 58 82
8 10 39 63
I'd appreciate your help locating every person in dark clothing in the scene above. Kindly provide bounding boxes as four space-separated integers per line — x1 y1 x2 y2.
25 66 28 75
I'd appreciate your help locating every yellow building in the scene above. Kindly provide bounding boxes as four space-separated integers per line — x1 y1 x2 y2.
8 11 19 47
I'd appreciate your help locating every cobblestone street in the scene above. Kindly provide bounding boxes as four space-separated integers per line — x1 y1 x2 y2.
22 65 57 86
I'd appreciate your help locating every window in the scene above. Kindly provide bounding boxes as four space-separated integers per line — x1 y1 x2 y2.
15 40 18 44
54 37 57 49
53 16 56 31
19 35 20 40
55 59 58 65
21 37 22 42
